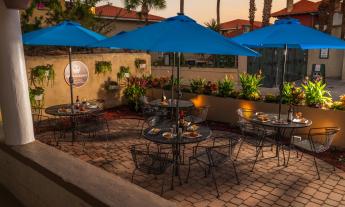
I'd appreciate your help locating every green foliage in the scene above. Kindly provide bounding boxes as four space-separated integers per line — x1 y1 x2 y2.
95 61 112 74
217 76 234 97
281 82 304 105
117 66 131 81
302 79 332 107
29 87 45 107
239 73 263 100
190 78 206 94
264 94 278 103
30 64 55 86
124 77 147 111
124 0 167 24
204 81 218 95
134 59 146 70
205 19 220 32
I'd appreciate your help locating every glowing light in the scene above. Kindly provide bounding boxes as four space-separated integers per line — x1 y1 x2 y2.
191 95 205 107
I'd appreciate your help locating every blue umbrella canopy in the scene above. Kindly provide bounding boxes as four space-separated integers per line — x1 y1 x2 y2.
232 18 345 49
23 21 106 47
92 14 259 56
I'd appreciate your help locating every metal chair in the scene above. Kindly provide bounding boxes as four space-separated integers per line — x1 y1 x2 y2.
292 127 340 179
130 144 174 195
185 135 240 198
185 105 209 124
236 108 276 166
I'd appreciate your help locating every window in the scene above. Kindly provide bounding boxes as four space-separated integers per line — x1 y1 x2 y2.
319 49 329 59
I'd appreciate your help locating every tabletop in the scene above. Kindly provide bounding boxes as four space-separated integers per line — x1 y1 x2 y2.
143 122 212 145
246 113 312 129
45 103 101 117
149 99 194 109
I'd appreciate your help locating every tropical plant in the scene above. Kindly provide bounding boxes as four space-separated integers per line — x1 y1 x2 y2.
281 82 305 105
117 66 131 81
318 0 329 32
302 79 332 107
124 0 167 25
262 0 272 27
124 77 147 111
30 64 55 86
204 81 218 95
180 0 184 13
216 0 221 27
29 87 45 107
217 75 234 97
205 19 220 32
264 94 278 103
249 0 256 31
190 78 207 94
239 72 263 100
95 61 112 74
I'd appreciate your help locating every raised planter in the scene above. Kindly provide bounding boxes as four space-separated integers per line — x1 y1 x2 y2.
147 88 345 148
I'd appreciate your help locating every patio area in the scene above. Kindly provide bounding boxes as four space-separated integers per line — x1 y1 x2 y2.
36 112 345 207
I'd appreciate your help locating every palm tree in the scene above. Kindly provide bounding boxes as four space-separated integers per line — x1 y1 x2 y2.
205 19 220 32
318 0 329 32
124 0 167 25
326 0 336 34
249 0 256 31
180 0 184 14
262 0 272 27
341 0 345 38
216 0 221 26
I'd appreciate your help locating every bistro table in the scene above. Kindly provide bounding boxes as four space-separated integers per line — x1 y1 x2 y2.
143 120 212 189
245 113 312 167
149 99 194 109
45 102 102 143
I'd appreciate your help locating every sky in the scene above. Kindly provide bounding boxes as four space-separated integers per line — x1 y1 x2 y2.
103 0 319 24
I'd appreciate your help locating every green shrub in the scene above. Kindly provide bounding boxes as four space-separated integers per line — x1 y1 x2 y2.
30 64 55 86
95 61 112 74
239 73 263 100
281 82 304 105
217 76 234 97
264 94 279 103
190 78 206 94
117 66 130 81
124 78 146 111
302 79 332 108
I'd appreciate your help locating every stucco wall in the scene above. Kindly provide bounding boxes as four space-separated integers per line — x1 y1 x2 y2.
25 53 151 109
308 49 344 79
151 56 247 84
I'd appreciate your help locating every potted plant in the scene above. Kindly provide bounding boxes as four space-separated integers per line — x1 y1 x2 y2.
239 72 263 101
105 79 120 92
217 75 234 97
135 59 147 70
30 64 55 86
124 77 147 111
190 78 206 94
29 87 45 107
95 61 112 74
302 78 332 108
117 66 131 81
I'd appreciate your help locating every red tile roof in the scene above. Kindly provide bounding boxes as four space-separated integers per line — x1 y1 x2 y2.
219 19 262 30
271 0 321 17
95 4 164 22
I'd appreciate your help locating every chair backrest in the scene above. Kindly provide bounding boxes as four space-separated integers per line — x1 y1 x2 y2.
206 139 239 166
310 127 340 152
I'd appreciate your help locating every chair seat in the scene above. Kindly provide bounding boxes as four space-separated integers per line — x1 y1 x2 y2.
193 150 228 167
293 139 326 153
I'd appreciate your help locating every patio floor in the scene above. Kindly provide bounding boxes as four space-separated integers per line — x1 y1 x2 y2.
37 118 345 207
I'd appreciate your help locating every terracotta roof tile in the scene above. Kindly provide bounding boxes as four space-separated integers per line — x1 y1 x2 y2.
95 4 164 22
219 19 262 30
271 0 321 17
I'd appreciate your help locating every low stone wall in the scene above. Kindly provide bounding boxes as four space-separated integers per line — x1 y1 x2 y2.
0 141 175 207
25 53 151 109
147 88 345 148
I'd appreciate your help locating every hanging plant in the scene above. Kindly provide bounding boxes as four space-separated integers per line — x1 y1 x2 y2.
29 87 45 107
117 66 131 81
134 59 147 71
95 61 112 75
30 64 55 87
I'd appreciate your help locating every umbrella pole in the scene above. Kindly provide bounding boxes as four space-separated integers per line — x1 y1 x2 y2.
68 47 76 142
278 44 288 120
172 53 175 99
176 52 181 135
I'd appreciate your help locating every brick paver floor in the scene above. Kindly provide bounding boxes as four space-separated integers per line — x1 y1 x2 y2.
37 119 345 207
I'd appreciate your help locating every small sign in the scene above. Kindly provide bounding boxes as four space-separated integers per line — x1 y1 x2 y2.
320 49 329 59
315 64 321 72
64 61 89 88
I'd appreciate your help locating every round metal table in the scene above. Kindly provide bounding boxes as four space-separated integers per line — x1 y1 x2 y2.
149 99 194 109
245 113 312 166
143 122 212 189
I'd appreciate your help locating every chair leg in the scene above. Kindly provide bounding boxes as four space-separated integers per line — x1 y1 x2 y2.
210 167 220 198
251 145 263 172
299 152 304 161
160 175 166 196
131 169 137 183
313 154 321 180
232 160 240 185
185 158 192 183
235 139 244 161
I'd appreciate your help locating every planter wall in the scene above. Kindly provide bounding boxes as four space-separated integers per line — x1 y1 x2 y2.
147 88 345 149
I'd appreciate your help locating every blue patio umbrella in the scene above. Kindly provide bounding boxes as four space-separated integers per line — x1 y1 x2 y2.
23 21 106 108
23 21 106 141
233 18 345 119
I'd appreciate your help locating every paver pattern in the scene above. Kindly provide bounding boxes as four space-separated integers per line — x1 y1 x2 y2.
37 119 345 207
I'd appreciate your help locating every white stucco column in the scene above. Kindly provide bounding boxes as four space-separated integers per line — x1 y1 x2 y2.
0 0 35 145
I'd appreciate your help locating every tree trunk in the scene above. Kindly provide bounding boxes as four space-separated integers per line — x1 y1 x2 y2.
326 0 336 34
341 0 345 38
262 0 272 27
216 0 221 26
249 0 256 31
180 0 184 14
